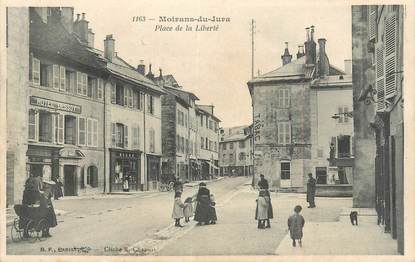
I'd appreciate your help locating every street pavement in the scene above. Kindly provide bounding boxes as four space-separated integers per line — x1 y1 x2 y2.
6 176 399 256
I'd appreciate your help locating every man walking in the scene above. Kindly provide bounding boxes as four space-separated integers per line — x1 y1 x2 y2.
306 173 316 208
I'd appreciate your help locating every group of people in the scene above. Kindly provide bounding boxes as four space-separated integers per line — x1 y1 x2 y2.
255 173 317 247
171 182 217 227
21 173 61 238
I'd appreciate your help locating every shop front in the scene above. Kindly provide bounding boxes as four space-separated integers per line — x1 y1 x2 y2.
110 149 141 192
147 154 161 190
26 144 61 181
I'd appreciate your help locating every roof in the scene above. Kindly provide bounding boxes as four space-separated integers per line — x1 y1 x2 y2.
220 125 252 142
30 10 106 72
310 74 352 88
196 105 221 122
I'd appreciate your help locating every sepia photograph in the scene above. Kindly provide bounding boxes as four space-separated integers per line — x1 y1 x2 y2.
1 0 413 260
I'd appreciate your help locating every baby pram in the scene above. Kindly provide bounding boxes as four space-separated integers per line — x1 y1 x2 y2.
11 204 50 242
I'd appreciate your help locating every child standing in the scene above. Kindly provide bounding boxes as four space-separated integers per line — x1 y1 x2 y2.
209 194 217 224
287 205 305 247
255 190 269 229
172 192 185 227
183 197 194 223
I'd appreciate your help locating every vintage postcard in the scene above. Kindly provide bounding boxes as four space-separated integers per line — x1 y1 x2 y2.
1 0 414 261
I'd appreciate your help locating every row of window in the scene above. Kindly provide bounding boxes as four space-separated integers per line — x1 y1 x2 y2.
221 140 246 150
111 84 156 115
177 110 187 127
28 110 98 147
176 135 194 155
222 152 252 162
200 137 218 152
111 123 156 152
31 57 104 100
199 114 219 132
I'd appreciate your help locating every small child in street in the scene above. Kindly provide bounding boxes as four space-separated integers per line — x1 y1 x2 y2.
209 193 217 224
287 205 305 247
183 197 194 223
172 192 185 227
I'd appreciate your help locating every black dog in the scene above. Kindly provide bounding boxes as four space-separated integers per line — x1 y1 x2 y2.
350 211 358 226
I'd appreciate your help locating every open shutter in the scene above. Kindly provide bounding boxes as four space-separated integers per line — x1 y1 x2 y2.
368 6 377 41
331 136 337 158
93 119 98 147
124 125 128 148
384 12 397 99
124 88 128 106
57 114 64 144
97 79 103 100
53 65 60 90
111 84 116 103
59 66 66 91
87 119 92 146
375 43 385 112
111 123 116 147
76 72 83 94
32 57 40 86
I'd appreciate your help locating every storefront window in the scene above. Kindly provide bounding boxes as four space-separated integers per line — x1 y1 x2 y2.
281 162 291 180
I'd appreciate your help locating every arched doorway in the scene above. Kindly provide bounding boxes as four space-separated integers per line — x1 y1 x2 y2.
87 165 98 188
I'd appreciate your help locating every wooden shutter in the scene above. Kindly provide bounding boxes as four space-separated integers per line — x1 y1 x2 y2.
124 125 128 148
53 65 60 90
83 73 88 96
111 84 116 103
77 72 83 94
93 119 98 147
368 6 377 41
97 79 103 100
375 43 385 112
59 66 66 91
28 110 37 141
32 57 40 86
87 119 93 146
124 87 128 106
78 117 86 145
278 123 284 144
57 114 64 144
384 12 397 99
286 122 291 144
111 123 116 147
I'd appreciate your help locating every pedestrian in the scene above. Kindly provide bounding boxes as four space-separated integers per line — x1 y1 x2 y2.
306 173 316 208
53 177 63 200
209 193 217 224
194 182 211 225
40 180 58 237
174 178 183 193
123 175 129 192
287 205 305 247
183 197 194 223
172 191 185 227
22 173 43 205
255 190 269 229
258 174 269 190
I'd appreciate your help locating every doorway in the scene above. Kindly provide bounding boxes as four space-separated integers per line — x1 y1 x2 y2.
64 165 77 196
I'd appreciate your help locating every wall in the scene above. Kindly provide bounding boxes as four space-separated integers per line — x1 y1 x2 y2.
161 94 177 178
352 5 376 208
6 7 29 205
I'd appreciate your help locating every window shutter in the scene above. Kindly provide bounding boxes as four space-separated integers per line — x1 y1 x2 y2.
28 110 37 140
83 73 88 96
278 123 283 144
124 88 128 106
78 117 86 145
331 136 337 158
111 84 116 103
133 91 138 109
124 125 128 148
53 65 60 90
57 114 64 144
93 119 98 147
140 92 144 110
111 123 116 147
87 119 92 146
77 72 83 94
384 12 397 99
368 6 377 41
375 43 385 112
284 89 290 107
32 58 40 86
59 66 66 91
286 122 291 144
351 136 354 156
344 107 349 123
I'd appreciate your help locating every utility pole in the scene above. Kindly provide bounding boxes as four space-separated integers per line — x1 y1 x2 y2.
250 19 256 79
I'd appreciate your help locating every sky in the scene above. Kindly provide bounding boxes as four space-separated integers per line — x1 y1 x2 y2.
73 0 352 128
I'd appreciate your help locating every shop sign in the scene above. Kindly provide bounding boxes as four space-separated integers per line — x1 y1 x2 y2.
30 96 81 114
116 152 138 159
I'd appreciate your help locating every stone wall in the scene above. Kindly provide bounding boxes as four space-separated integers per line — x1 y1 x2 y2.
161 94 177 178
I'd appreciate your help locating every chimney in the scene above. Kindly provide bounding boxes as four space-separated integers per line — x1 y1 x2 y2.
305 26 316 65
297 45 305 59
281 42 292 66
74 12 89 43
137 60 145 75
146 64 155 80
344 59 352 75
317 38 329 78
159 68 163 78
87 28 95 48
60 7 74 33
104 34 115 62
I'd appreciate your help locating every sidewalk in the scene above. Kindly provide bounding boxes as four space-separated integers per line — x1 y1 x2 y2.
275 220 398 255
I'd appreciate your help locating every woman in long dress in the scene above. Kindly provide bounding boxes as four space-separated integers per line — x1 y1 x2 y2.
193 182 211 225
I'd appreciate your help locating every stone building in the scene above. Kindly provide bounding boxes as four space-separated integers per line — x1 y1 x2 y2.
156 74 200 182
196 105 220 179
6 7 164 204
352 5 404 254
219 125 254 177
247 26 352 193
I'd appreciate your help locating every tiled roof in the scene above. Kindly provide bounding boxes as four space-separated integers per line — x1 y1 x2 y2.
30 11 106 71
311 74 352 87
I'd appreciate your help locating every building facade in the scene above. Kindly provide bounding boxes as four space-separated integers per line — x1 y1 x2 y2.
352 5 404 254
6 7 164 205
219 125 253 177
248 26 353 193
